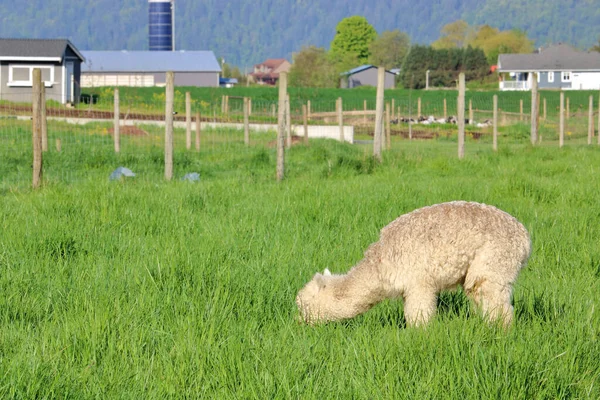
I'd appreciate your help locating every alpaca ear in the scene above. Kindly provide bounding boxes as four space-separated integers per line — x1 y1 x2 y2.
323 268 332 276
313 272 327 289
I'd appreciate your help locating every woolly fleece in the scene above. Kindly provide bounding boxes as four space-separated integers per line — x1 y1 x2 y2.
296 201 531 327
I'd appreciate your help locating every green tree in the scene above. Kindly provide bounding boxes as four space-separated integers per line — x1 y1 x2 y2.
432 20 470 49
483 29 534 64
330 16 378 70
462 45 489 80
432 21 534 65
398 45 431 89
221 62 232 78
229 66 247 85
399 45 489 89
368 30 411 69
288 46 338 88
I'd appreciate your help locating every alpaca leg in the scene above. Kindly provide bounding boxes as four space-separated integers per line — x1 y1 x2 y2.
465 277 514 326
403 289 437 327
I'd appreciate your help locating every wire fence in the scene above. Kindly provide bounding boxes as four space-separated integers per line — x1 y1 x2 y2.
1 88 598 189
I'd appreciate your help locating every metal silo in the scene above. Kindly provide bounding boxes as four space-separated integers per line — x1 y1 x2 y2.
149 0 174 51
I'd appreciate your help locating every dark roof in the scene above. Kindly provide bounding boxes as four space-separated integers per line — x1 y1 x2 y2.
498 44 600 71
0 38 84 61
254 58 288 69
341 64 396 76
81 50 221 73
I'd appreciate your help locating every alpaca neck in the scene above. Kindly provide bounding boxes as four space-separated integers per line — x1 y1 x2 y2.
330 264 386 318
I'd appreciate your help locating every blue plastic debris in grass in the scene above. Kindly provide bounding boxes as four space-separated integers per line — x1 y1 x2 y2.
109 167 136 181
181 172 200 182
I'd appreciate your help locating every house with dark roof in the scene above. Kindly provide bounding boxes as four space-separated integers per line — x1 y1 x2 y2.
0 38 84 104
498 44 600 91
249 59 291 85
81 50 221 87
340 65 397 89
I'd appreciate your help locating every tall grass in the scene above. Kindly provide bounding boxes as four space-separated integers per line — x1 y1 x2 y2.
1 137 600 398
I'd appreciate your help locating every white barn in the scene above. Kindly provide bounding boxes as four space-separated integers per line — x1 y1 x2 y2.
81 50 221 88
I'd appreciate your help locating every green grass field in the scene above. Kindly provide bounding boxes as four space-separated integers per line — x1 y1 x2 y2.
77 85 600 120
1 125 600 397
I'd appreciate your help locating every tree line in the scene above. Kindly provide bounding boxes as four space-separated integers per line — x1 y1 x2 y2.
277 17 538 89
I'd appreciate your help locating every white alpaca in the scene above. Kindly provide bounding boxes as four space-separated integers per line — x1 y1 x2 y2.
296 201 531 327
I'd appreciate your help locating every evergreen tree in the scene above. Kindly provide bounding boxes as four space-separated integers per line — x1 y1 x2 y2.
400 45 489 89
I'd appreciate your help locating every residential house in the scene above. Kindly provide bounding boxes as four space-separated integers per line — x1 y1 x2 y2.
498 44 600 91
0 38 84 104
81 50 221 87
250 58 291 85
340 65 396 89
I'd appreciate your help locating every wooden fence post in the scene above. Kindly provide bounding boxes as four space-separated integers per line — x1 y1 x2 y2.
519 99 523 122
493 94 498 152
277 72 287 181
363 99 367 124
391 98 395 121
286 93 292 149
385 102 391 150
531 73 538 145
114 88 120 153
303 104 308 145
543 98 547 121
32 68 43 189
307 100 311 121
244 97 250 146
588 95 594 145
373 66 385 161
338 97 344 142
185 91 192 150
457 73 465 159
559 92 565 148
164 71 174 181
248 98 252 116
469 99 473 124
55 138 61 152
417 97 422 119
41 84 48 152
195 111 201 151
566 97 570 120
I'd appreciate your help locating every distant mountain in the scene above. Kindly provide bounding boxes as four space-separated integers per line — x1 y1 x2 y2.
0 0 598 69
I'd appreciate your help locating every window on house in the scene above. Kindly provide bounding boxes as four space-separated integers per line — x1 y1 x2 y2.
8 65 54 87
548 71 554 83
561 71 571 82
12 67 30 81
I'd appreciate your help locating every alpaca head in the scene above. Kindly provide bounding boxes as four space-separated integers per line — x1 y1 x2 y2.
296 268 343 324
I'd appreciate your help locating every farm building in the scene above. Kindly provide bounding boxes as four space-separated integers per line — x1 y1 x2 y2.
0 38 84 104
340 65 397 89
249 58 291 85
81 50 221 87
498 44 600 91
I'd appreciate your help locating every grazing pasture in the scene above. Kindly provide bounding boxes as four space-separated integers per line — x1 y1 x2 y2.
1 129 600 398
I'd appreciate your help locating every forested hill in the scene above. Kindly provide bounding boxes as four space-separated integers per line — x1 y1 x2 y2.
1 0 598 68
